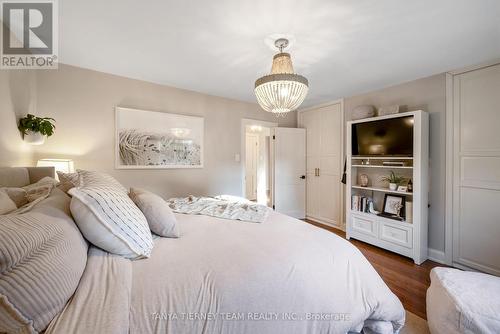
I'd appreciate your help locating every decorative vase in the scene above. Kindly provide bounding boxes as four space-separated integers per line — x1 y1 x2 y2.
389 183 397 191
23 131 46 145
359 174 369 187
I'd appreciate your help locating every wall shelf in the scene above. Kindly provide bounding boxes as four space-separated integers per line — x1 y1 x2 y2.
352 156 413 160
352 185 413 195
351 165 413 169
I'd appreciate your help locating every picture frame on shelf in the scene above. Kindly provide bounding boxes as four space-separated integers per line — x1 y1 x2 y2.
397 185 408 192
382 194 405 217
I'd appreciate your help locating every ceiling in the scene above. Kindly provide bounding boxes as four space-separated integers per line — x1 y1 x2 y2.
59 0 500 108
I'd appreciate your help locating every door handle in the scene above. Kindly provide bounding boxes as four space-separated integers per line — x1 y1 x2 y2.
300 175 306 179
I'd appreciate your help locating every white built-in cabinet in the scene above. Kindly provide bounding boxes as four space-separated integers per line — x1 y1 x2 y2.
298 102 343 229
448 63 500 275
346 111 429 265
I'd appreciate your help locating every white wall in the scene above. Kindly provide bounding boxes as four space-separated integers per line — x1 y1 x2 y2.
1 64 296 199
343 74 446 253
0 70 36 167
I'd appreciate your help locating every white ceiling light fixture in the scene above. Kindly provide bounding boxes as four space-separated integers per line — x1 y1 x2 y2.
254 38 309 116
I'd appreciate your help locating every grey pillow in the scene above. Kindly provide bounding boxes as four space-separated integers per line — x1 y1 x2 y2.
129 188 179 238
0 190 17 214
0 189 88 333
0 187 27 208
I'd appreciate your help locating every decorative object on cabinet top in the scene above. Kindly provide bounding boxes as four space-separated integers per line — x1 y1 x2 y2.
351 105 375 120
377 105 400 116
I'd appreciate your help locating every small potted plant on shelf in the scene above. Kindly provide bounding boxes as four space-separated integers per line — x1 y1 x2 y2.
18 114 56 145
380 171 406 191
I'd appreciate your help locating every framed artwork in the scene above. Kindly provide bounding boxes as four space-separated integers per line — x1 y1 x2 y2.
382 194 405 217
115 107 204 169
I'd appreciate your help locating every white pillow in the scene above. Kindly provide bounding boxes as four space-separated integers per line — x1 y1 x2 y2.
129 188 179 238
68 170 153 259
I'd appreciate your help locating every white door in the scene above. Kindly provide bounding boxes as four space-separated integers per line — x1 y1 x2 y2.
452 63 500 275
318 104 342 227
272 128 306 219
301 108 321 218
299 103 343 229
245 133 259 200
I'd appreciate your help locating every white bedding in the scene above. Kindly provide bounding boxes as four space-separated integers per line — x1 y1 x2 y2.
48 211 405 334
168 196 269 223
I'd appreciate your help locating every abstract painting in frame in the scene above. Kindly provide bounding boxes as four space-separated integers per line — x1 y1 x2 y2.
115 107 204 169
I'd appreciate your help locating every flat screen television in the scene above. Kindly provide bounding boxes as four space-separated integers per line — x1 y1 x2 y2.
351 116 414 156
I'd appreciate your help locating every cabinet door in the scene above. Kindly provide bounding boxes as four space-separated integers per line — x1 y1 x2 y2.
318 104 343 227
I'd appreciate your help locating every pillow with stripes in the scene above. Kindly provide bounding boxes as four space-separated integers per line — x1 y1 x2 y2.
68 170 153 259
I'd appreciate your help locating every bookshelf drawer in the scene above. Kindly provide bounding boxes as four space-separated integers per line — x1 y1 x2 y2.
351 215 377 238
380 222 413 248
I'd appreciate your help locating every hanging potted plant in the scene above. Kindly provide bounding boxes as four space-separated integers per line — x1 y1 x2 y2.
18 114 56 145
380 171 406 191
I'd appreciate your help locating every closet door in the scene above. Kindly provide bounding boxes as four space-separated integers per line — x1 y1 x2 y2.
318 104 342 227
299 103 343 229
452 63 500 275
301 109 321 219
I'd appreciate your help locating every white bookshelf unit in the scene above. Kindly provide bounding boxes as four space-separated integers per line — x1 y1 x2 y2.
346 110 429 264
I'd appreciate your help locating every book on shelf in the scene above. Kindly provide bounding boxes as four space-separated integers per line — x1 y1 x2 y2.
351 195 373 213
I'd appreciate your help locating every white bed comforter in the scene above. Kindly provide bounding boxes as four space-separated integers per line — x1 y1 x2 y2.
47 211 405 334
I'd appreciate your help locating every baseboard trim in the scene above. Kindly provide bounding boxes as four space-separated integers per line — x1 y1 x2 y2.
306 216 345 232
428 248 446 264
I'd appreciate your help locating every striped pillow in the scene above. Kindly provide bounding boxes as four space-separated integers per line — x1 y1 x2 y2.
56 171 80 193
0 189 88 333
68 170 153 259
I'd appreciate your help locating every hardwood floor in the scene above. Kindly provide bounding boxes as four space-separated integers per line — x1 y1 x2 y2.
305 219 445 320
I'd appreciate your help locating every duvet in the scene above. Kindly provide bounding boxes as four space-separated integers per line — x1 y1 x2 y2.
46 211 405 334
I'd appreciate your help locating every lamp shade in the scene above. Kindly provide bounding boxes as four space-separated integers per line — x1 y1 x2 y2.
37 159 75 180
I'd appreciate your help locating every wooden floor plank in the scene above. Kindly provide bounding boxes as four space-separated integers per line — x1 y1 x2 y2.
304 219 446 319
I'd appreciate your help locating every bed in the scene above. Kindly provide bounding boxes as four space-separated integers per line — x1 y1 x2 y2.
0 167 405 334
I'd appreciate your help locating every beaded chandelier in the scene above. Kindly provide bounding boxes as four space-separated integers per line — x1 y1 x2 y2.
254 38 309 116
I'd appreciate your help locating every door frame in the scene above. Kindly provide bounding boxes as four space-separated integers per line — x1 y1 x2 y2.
241 118 278 200
297 99 345 230
245 132 260 200
445 59 500 267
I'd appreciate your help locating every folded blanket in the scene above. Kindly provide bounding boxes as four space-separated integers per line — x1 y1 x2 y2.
167 196 269 223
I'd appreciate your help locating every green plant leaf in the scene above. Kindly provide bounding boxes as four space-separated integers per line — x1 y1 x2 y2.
18 114 56 138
